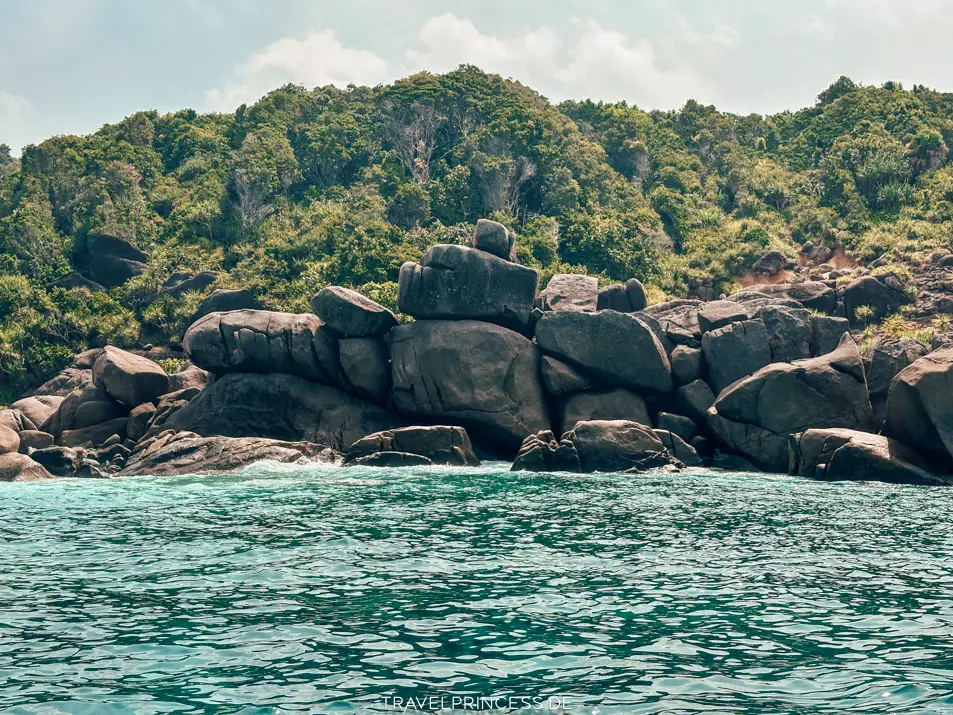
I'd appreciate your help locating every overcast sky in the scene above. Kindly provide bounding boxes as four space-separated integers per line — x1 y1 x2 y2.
2 0 951 153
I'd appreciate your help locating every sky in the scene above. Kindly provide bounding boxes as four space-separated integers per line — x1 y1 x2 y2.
2 0 952 154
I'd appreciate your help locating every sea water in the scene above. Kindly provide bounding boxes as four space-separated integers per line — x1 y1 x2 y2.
2 464 953 713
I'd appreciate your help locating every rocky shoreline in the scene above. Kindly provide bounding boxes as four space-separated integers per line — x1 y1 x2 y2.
1 219 951 486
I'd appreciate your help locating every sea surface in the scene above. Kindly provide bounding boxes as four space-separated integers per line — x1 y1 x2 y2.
2 463 953 714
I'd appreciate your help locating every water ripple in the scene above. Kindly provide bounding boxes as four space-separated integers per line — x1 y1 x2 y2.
2 465 953 713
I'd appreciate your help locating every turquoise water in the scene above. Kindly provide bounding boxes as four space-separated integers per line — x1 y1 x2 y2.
2 465 953 714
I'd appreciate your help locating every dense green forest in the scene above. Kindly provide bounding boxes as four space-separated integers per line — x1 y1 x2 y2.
2 66 953 396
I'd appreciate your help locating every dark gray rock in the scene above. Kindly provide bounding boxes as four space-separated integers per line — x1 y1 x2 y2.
535 311 673 394
41 385 124 436
61 417 130 448
184 310 344 386
563 420 673 473
190 289 262 324
844 274 910 325
642 300 703 341
625 279 649 312
656 412 698 442
698 301 749 333
31 367 93 397
708 335 873 471
597 283 631 312
93 346 170 407
883 346 953 471
339 337 390 404
49 273 105 292
789 428 948 485
752 250 788 276
397 244 537 331
757 304 812 362
675 380 716 426
711 451 759 472
160 373 403 451
561 388 651 435
86 233 148 288
159 271 218 299
511 430 579 473
740 282 836 313
701 319 772 394
126 403 157 442
472 219 516 261
120 431 339 477
18 430 53 452
867 338 929 429
0 453 53 481
167 365 209 393
670 346 704 385
536 274 599 313
30 446 81 477
346 425 479 466
310 286 398 336
811 316 850 356
654 429 703 467
390 321 549 453
540 356 594 397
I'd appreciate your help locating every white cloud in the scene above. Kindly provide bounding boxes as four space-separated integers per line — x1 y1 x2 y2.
0 91 30 116
205 27 391 111
208 12 740 113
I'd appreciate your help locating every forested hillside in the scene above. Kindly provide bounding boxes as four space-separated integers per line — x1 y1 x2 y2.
2 67 952 396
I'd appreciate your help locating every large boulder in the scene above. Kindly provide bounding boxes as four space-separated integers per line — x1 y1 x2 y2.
811 316 850 357
190 289 262 324
596 279 648 313
390 321 549 452
536 274 599 313
510 430 581 473
789 429 948 486
654 429 704 467
120 431 339 477
0 425 19 454
535 311 673 394
160 373 402 451
472 219 516 261
641 300 703 343
701 320 772 394
561 388 651 435
345 426 479 467
0 409 35 433
93 346 170 407
339 337 390 404
18 430 54 452
0 453 53 482
697 301 748 333
756 305 812 362
882 346 953 470
310 286 398 336
126 403 158 442
670 346 704 386
30 446 82 477
675 380 716 426
562 420 672 473
708 335 873 471
41 385 124 436
397 244 538 331
184 310 344 386
844 274 909 325
540 356 594 397
60 417 129 448
30 367 92 397
10 395 64 428
86 233 149 288
866 338 929 429
740 282 836 314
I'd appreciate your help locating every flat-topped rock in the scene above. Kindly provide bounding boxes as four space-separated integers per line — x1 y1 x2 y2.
536 274 599 313
697 301 749 333
397 244 538 331
535 311 673 394
184 310 344 386
120 432 339 477
310 286 398 336
739 282 836 314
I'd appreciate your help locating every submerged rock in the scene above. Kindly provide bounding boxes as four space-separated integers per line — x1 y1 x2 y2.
120 432 339 477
